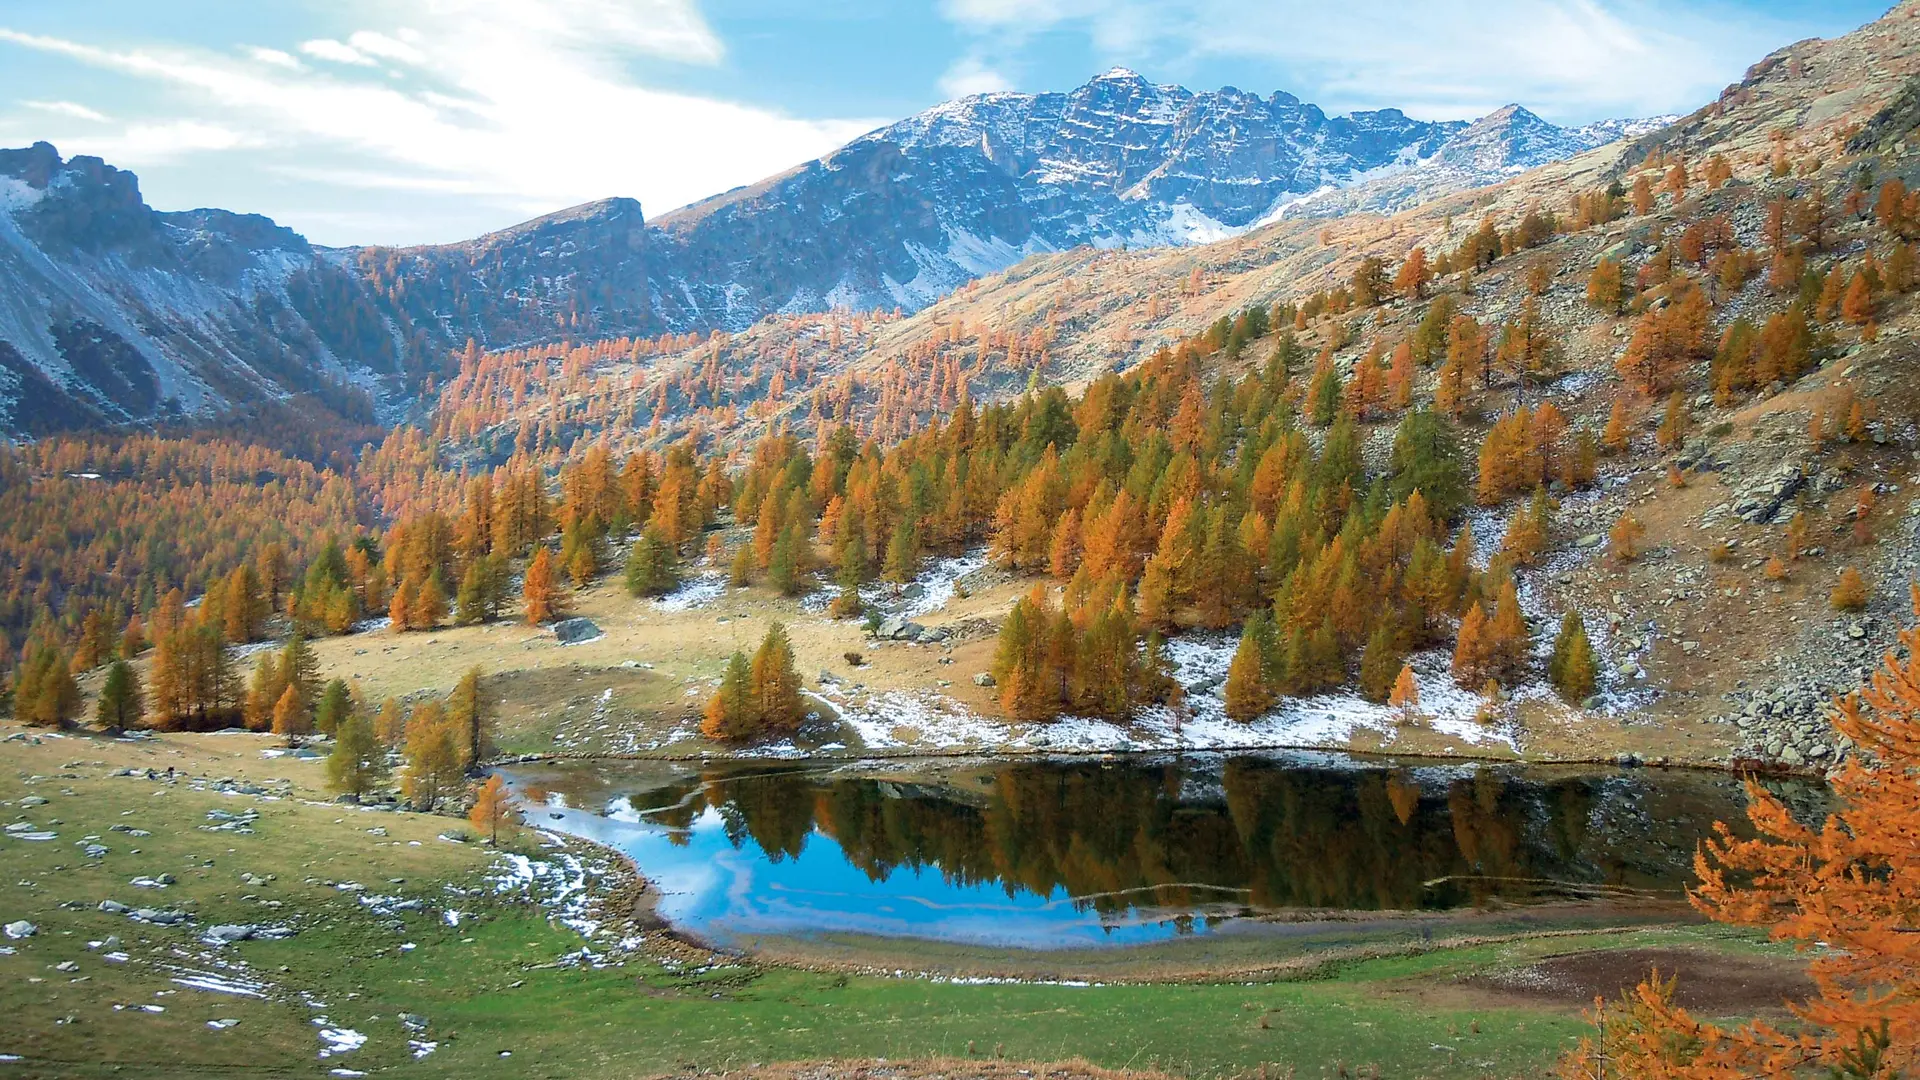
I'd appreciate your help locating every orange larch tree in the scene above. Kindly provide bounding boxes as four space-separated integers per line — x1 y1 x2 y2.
1559 588 1920 1078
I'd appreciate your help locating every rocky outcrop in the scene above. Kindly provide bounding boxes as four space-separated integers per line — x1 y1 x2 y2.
0 143 422 434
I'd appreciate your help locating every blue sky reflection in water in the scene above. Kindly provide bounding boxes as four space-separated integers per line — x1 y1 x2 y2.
513 756 1817 951
568 804 1213 949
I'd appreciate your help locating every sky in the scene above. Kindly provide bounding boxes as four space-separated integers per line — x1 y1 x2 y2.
0 0 1889 247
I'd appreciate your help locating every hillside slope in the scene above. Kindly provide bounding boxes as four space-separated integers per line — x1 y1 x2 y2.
419 1 1920 768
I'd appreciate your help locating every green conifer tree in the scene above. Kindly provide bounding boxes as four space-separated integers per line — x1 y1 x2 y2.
1224 612 1277 721
326 711 387 800
314 678 352 738
1548 609 1597 704
95 658 143 732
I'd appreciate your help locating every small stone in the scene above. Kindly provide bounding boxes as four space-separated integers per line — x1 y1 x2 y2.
98 900 129 914
1575 533 1604 549
971 672 996 688
206 924 255 944
55 960 78 972
4 920 36 939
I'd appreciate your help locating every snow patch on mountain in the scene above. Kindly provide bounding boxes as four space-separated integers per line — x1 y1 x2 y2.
0 176 43 212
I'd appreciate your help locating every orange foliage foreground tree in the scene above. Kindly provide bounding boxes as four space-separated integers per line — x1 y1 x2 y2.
468 775 520 846
1560 588 1920 1078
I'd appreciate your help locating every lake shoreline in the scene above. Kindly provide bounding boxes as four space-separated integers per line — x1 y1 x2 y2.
521 796 1715 984
503 750 1809 982
492 740 1820 779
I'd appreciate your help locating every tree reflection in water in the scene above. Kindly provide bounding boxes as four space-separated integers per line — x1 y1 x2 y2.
596 756 1814 917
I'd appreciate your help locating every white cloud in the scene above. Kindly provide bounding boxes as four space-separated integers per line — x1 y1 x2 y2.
345 31 424 66
0 1 882 243
940 56 1014 97
940 0 1815 122
299 39 378 66
23 100 109 123
58 120 254 164
245 46 304 70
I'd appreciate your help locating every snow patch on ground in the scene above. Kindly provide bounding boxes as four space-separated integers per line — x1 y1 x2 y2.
171 974 267 998
888 550 988 618
852 545 998 614
651 572 727 612
489 849 601 937
807 547 990 619
813 632 1518 755
314 1024 366 1058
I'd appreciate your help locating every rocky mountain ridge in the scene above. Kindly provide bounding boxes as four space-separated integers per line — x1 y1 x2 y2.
0 142 408 435
0 73 1664 435
645 72 1668 324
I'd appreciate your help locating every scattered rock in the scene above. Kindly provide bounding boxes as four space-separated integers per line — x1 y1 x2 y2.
98 900 129 914
551 617 603 645
205 924 256 944
971 672 996 687
3 921 36 939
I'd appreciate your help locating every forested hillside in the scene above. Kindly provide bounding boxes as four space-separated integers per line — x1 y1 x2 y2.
8 3 1920 778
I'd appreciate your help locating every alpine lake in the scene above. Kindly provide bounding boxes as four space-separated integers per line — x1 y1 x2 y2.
504 752 1825 972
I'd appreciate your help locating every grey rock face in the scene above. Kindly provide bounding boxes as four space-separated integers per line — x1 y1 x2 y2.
551 617 603 645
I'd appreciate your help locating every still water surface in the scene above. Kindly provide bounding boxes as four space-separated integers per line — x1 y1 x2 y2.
508 754 1817 950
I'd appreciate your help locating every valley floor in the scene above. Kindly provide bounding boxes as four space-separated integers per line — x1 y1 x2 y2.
0 722 1815 1080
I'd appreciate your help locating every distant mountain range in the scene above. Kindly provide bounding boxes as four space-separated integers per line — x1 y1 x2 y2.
0 71 1670 435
